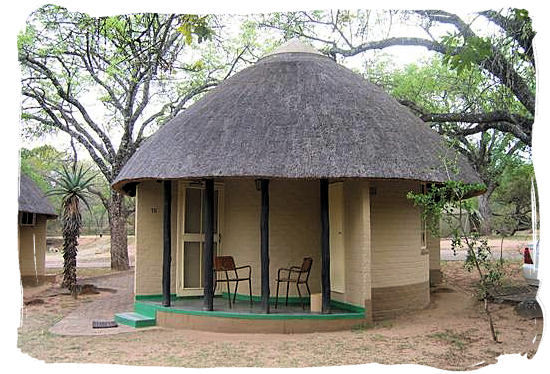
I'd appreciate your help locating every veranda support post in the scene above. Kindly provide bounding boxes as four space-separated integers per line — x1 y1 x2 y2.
162 180 172 307
320 178 331 313
203 179 215 311
260 179 270 313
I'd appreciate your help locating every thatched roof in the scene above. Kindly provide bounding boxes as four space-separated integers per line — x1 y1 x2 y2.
113 40 481 192
19 173 57 218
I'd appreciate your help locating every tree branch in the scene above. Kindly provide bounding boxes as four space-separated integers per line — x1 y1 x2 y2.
329 36 447 56
134 80 218 146
21 54 117 159
398 100 532 146
479 10 535 66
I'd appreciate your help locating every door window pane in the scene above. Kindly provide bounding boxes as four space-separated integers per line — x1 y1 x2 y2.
184 242 201 288
185 188 202 234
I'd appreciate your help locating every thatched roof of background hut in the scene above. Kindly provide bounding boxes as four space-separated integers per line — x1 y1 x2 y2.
113 39 480 192
19 173 57 217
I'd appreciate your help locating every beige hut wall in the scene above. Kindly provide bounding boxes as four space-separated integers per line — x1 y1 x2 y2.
134 181 178 295
427 229 442 285
18 213 48 277
369 179 430 320
221 179 321 297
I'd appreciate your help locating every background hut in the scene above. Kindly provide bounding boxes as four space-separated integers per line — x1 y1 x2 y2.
112 40 481 331
18 173 57 285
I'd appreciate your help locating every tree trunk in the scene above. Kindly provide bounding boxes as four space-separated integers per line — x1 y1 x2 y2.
108 190 130 270
478 192 492 236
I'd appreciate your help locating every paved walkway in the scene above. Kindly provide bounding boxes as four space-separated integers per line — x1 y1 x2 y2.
49 270 149 336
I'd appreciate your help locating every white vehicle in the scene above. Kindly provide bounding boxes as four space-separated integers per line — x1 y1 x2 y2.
523 178 539 287
523 242 539 286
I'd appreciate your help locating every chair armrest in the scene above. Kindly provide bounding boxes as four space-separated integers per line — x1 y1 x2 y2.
235 264 252 278
277 267 300 280
277 267 291 279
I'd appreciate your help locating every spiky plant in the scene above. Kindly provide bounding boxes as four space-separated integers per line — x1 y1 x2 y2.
47 164 95 290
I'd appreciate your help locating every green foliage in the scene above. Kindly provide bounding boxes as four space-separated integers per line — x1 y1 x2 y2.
17 25 36 51
177 15 212 44
441 34 493 75
407 180 504 301
370 56 527 119
20 145 66 193
407 181 485 237
491 162 535 234
47 164 96 212
21 145 112 235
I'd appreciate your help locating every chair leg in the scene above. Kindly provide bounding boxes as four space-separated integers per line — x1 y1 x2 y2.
306 282 311 297
285 281 290 306
226 281 232 308
296 283 304 310
275 281 280 309
233 281 239 304
248 278 253 306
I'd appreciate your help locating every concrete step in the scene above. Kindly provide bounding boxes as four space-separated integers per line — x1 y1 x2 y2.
114 312 156 328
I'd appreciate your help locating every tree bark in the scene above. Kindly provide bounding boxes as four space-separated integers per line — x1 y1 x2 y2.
108 190 130 270
478 192 492 236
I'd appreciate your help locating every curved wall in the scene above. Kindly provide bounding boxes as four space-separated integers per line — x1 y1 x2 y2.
370 180 430 320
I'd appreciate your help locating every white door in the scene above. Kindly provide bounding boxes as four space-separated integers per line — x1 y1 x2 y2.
177 182 223 296
329 182 345 293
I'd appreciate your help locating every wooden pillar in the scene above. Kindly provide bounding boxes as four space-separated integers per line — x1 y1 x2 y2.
320 178 331 313
162 180 172 307
260 179 270 313
202 179 215 311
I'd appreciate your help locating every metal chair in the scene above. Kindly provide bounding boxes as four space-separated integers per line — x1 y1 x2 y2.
275 257 313 310
213 256 252 308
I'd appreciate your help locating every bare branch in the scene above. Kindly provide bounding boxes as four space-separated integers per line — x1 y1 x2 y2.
21 54 117 159
23 112 112 179
134 80 218 146
398 100 532 146
329 37 446 56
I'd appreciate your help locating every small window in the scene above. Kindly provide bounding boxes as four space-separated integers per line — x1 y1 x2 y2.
20 212 36 226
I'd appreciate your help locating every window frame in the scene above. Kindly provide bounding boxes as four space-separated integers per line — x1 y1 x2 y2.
20 212 36 227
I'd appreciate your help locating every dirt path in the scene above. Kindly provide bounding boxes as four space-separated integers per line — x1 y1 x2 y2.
48 270 139 336
45 235 136 268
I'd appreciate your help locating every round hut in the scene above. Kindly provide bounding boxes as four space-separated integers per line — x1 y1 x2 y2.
18 173 57 285
113 39 481 333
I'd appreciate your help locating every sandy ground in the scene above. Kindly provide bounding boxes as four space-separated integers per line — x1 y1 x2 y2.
45 235 529 266
45 235 136 268
18 258 542 369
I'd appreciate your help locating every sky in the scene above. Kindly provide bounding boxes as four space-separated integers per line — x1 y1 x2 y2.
2 0 550 373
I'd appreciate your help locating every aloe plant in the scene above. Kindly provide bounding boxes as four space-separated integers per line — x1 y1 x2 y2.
47 164 95 290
